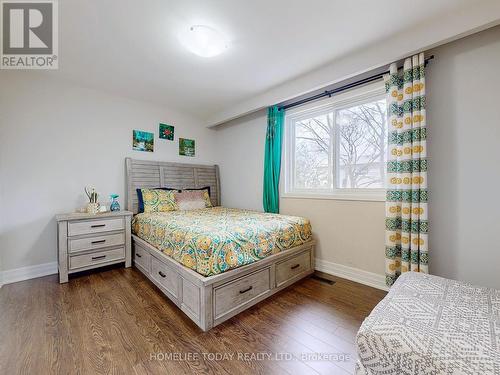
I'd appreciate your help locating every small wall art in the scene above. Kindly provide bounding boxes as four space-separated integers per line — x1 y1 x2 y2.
179 138 195 157
133 130 154 152
159 123 174 141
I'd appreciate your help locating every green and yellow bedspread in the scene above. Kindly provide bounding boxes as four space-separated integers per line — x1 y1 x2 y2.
132 207 312 277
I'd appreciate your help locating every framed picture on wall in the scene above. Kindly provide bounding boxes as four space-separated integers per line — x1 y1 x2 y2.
133 130 154 152
159 123 174 140
179 138 195 157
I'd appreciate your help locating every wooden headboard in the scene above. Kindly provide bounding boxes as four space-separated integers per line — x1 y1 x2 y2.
125 158 221 214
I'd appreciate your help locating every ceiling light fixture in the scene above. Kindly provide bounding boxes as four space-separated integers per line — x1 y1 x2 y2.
179 25 228 58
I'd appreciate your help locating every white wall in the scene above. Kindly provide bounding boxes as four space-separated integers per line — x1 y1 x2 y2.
0 72 216 272
215 25 500 289
426 25 500 289
215 110 267 210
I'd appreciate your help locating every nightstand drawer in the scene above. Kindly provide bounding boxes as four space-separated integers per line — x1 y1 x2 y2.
68 218 124 236
69 247 125 270
69 233 125 253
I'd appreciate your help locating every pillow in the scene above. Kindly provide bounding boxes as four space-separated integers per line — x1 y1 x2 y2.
136 188 147 213
188 187 212 208
140 188 178 213
175 190 212 211
165 186 212 208
136 187 167 213
136 186 212 212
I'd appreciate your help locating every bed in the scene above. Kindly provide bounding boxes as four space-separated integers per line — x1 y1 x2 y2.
125 158 315 331
356 272 500 375
132 207 312 277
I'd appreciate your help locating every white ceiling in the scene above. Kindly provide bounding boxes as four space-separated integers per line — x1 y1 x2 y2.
47 0 486 120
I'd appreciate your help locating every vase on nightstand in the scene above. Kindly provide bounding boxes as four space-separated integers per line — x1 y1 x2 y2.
86 202 100 215
85 186 100 215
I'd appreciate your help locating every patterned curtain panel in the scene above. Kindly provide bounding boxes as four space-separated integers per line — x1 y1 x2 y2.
385 53 428 287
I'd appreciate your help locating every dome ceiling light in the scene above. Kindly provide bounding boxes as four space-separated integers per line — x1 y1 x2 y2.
179 25 228 58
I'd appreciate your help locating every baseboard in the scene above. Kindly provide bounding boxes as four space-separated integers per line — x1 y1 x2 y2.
0 259 387 291
0 262 58 287
315 258 389 291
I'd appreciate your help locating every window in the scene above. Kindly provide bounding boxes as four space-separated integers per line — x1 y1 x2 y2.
284 82 387 201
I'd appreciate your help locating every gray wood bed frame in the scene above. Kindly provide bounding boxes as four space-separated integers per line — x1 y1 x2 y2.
125 157 315 331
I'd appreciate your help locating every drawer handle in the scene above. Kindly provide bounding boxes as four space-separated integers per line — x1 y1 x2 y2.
239 286 253 294
91 240 106 244
136 253 142 258
158 271 166 278
291 264 300 270
91 255 106 261
91 224 106 228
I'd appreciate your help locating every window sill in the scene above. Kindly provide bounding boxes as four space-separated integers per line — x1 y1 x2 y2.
281 192 386 202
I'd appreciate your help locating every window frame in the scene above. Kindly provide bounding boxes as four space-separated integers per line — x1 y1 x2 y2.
282 81 387 202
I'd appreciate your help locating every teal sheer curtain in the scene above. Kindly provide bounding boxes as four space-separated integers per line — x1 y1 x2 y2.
263 106 284 213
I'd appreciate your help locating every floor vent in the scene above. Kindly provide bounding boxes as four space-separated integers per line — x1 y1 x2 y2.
311 274 335 285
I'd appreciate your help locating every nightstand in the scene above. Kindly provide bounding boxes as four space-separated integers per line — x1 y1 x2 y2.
56 210 133 283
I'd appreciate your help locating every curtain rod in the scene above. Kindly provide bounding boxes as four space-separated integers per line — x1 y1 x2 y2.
278 55 434 111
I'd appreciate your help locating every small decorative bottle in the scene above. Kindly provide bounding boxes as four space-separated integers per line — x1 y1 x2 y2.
110 194 120 212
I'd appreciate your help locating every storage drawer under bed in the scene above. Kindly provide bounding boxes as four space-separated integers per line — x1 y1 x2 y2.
133 243 151 273
214 268 271 320
275 250 312 287
151 256 179 299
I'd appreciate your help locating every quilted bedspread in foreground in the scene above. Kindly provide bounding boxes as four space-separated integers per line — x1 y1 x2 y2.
356 272 500 374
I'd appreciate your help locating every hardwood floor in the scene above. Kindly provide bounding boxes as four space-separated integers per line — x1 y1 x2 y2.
0 267 386 375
